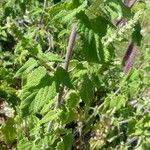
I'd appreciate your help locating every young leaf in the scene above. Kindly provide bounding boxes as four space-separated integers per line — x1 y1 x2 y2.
66 90 80 109
14 58 38 78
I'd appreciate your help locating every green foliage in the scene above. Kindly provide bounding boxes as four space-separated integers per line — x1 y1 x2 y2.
14 58 38 78
20 66 56 116
79 74 94 105
66 90 80 108
55 67 74 91
0 0 150 149
0 118 16 144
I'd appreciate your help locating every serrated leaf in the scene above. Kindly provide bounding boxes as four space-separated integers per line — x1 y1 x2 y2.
20 67 56 116
17 138 32 150
86 0 131 23
31 86 50 113
14 58 38 78
21 82 56 116
40 99 55 114
40 110 61 124
76 13 108 63
85 0 103 20
25 66 47 88
37 51 64 63
53 1 87 23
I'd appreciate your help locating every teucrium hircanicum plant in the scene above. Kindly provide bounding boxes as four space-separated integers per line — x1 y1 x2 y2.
0 0 149 149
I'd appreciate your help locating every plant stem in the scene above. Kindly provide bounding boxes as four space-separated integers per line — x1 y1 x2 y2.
116 1 138 75
123 0 138 8
122 42 134 66
47 24 77 132
64 24 77 71
124 49 136 75
55 24 77 108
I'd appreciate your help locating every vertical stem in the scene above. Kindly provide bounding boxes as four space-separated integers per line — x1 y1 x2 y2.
64 24 77 71
47 24 77 132
55 24 77 108
116 1 138 74
122 42 134 66
123 49 136 75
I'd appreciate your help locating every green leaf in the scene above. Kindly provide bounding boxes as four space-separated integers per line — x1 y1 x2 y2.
77 13 108 63
21 82 56 116
132 22 142 46
14 58 38 78
71 62 87 79
59 110 75 124
20 67 56 116
109 95 127 110
85 0 104 20
63 133 73 150
79 74 94 105
55 67 74 91
126 68 139 81
56 140 65 150
40 99 55 114
56 133 73 150
25 66 47 88
53 1 87 23
66 90 80 109
45 52 64 62
17 139 32 150
1 118 16 144
40 110 61 124
85 0 131 23
128 80 140 95
36 45 64 63
137 141 150 150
